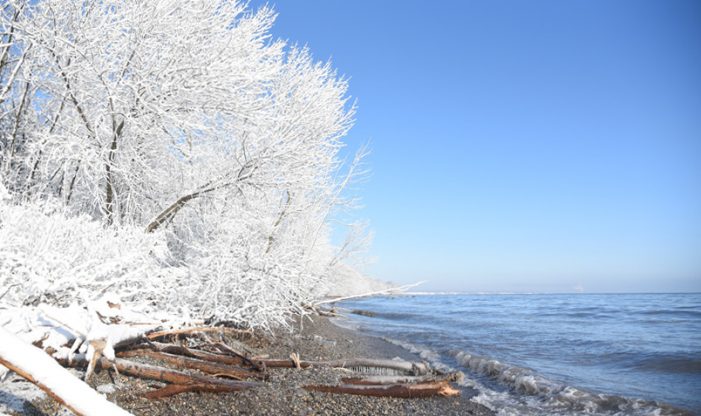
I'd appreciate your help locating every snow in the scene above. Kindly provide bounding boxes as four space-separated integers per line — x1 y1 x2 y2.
0 0 383 412
0 0 378 332
0 299 194 413
0 375 46 415
0 327 132 416
0 297 176 413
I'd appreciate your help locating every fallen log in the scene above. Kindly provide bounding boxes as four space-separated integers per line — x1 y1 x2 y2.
341 372 463 385
142 341 246 366
256 359 312 368
146 330 258 364
117 349 265 380
58 355 260 391
304 380 460 398
212 341 260 368
261 358 429 375
0 327 132 416
130 340 264 372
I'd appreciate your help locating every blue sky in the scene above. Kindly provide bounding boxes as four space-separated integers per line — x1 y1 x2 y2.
252 0 701 293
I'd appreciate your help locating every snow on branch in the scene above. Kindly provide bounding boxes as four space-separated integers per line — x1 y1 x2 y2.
0 0 375 331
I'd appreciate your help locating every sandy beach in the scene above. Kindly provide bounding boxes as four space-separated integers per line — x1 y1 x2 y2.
5 315 493 416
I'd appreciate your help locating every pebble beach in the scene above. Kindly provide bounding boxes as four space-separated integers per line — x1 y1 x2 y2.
5 315 493 416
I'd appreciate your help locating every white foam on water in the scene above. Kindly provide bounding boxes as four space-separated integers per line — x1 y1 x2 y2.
451 350 689 416
381 337 454 374
379 336 690 416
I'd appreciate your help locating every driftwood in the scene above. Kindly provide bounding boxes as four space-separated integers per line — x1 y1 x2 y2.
341 372 463 385
304 380 460 398
117 349 265 380
146 329 257 364
211 341 260 368
135 341 425 376
58 355 260 391
213 340 251 357
261 358 429 375
0 327 132 416
144 341 246 366
3 310 460 406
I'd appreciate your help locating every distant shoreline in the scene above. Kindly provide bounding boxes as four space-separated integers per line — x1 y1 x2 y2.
391 291 701 296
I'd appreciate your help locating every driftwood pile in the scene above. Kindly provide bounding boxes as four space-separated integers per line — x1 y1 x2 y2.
2 323 461 415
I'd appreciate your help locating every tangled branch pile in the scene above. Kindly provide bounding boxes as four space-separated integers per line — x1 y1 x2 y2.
0 0 373 329
0 301 460 415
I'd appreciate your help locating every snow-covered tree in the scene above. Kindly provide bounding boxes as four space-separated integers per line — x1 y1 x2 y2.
0 0 371 329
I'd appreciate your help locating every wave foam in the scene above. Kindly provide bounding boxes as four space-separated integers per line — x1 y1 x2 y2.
378 337 690 416
450 350 690 416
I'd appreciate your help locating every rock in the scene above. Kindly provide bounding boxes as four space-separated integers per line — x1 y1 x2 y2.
350 309 377 317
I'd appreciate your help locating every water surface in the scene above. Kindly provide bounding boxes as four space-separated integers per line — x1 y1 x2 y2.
339 293 701 415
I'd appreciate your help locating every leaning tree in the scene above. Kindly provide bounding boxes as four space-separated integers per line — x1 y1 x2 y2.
0 0 368 328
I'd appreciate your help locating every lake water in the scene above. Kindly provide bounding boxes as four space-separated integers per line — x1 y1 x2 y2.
338 293 701 415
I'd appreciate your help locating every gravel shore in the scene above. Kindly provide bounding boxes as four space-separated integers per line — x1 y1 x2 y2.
14 315 494 415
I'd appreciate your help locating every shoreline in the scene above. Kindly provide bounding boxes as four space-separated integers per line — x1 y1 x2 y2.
333 295 699 416
5 315 493 416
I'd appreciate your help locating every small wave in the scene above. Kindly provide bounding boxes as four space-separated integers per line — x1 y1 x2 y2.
450 350 692 416
342 293 701 414
634 354 701 374
372 311 424 320
535 310 621 320
381 337 454 374
592 351 701 374
380 336 691 415
564 312 601 318
641 309 701 318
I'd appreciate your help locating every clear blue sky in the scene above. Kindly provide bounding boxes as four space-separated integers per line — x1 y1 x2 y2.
251 0 701 293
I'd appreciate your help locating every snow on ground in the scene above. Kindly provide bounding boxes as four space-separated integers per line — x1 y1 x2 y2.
0 326 132 416
0 297 185 414
0 375 45 415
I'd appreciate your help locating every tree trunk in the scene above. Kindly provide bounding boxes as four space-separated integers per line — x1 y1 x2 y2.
104 120 124 224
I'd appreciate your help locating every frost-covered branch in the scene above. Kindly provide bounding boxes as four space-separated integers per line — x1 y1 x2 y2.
0 0 373 330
